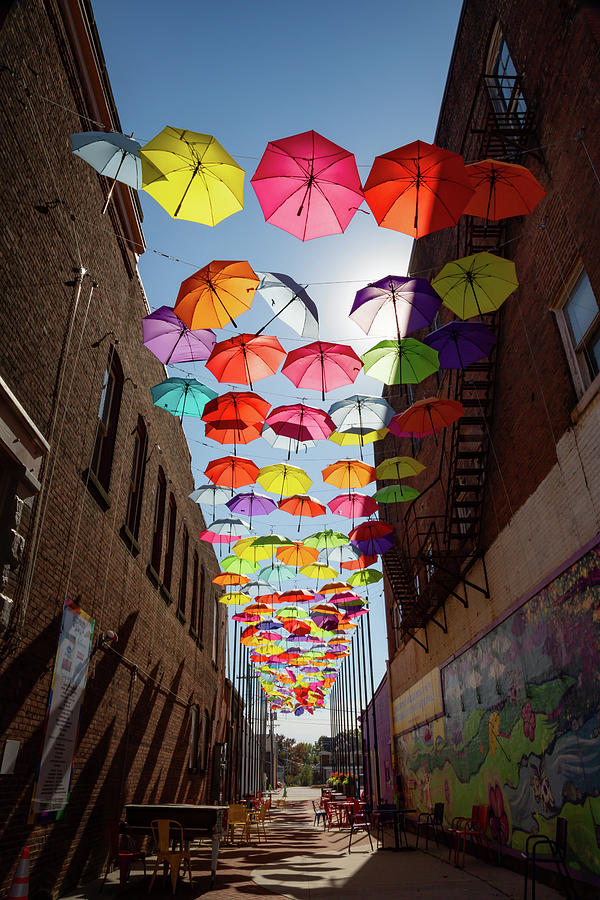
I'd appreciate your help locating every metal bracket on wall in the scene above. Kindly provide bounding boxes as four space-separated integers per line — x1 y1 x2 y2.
403 624 429 653
429 605 448 634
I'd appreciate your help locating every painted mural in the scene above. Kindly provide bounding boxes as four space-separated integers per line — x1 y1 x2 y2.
396 543 600 881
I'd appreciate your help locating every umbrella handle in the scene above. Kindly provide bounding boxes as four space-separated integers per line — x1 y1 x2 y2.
101 149 127 215
255 293 299 337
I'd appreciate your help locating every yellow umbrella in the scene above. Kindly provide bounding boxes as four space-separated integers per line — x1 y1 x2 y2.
431 251 518 319
140 127 244 224
233 537 273 563
218 591 251 606
299 563 339 581
328 428 388 447
376 456 425 480
257 463 312 497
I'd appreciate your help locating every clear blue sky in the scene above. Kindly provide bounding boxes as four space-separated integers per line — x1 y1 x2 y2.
94 0 463 741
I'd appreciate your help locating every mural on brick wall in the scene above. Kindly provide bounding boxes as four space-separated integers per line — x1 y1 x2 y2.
396 544 600 880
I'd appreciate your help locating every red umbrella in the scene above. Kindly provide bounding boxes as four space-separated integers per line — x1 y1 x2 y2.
349 520 394 555
282 341 363 400
389 397 464 438
265 404 336 444
204 455 259 488
464 159 545 223
278 494 327 532
202 391 270 447
205 420 262 446
340 553 378 571
205 333 285 389
363 140 475 239
250 129 364 241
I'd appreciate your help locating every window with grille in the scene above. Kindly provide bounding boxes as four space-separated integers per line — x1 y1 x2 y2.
163 493 177 593
124 416 147 541
212 592 219 664
485 28 528 130
150 467 166 575
90 350 123 491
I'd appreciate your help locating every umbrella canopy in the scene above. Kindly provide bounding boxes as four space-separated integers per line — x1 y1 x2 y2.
205 420 262 447
213 572 250 586
328 493 378 519
251 129 364 241
349 520 394 555
431 252 519 319
251 534 295 549
261 424 316 455
174 260 259 330
206 333 285 388
188 484 231 518
322 459 376 490
299 563 339 581
258 563 296 586
199 529 241 546
328 394 394 434
265 404 336 445
340 553 378 571
151 378 218 418
233 537 273 563
140 127 244 224
424 320 497 369
205 455 259 489
205 517 251 537
257 463 312 497
304 530 349 554
328 428 388 448
218 592 252 606
255 272 319 338
70 130 158 214
374 484 421 503
347 568 383 586
363 139 475 238
202 392 271 446
389 397 464 438
142 306 215 365
282 341 362 400
226 491 278 524
278 495 327 532
375 456 425 480
221 555 259 576
276 542 319 568
361 338 439 385
349 276 442 338
325 545 363 568
464 159 546 222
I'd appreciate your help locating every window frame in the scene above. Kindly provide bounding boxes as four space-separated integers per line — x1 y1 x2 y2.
485 25 528 131
90 349 123 493
552 264 600 401
150 466 167 577
124 415 148 543
162 492 177 595
177 525 189 620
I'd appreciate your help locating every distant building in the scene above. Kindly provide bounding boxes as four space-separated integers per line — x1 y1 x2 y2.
0 0 227 894
379 1 600 890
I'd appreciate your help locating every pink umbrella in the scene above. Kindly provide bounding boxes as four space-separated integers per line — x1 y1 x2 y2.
282 341 363 400
328 493 378 528
265 404 336 445
251 130 364 241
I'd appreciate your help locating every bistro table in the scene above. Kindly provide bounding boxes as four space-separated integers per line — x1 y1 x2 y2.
329 800 355 828
122 803 228 887
375 808 416 851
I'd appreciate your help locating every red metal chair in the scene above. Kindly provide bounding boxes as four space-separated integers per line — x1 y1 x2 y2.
450 805 491 868
101 820 146 891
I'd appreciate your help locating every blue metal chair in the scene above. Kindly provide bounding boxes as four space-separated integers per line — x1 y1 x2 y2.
312 799 326 828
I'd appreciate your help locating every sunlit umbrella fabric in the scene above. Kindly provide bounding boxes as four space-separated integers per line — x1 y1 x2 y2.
363 140 475 238
349 520 394 555
265 404 336 444
328 428 388 447
206 333 285 387
278 495 326 531
431 252 518 319
257 463 312 497
304 530 349 552
389 397 464 438
423 320 496 369
220 555 258 575
226 491 278 520
328 493 378 518
349 276 442 338
282 341 362 399
261 424 316 454
213 572 250 586
151 378 218 417
375 456 425 480
374 484 420 503
361 338 439 385
347 568 383 586
258 563 296 585
322 459 376 490
256 272 319 338
233 537 274 563
251 129 364 241
464 159 545 222
202 392 271 446
142 306 216 365
340 553 378 571
141 127 244 224
188 484 231 519
205 455 259 488
275 542 318 568
174 260 259 329
328 394 394 435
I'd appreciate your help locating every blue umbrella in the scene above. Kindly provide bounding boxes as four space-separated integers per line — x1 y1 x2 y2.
423 320 497 369
151 377 217 419
189 483 232 518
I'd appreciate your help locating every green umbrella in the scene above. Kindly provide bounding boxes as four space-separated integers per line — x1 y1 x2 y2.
220 555 259 575
361 338 439 385
347 569 383 586
431 251 518 319
304 530 349 551
251 534 295 548
373 484 421 503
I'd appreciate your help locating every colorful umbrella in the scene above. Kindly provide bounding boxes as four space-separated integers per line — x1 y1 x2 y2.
199 528 241 546
282 341 362 400
349 276 442 338
226 491 278 526
431 252 518 319
205 455 259 488
318 581 353 596
322 459 376 490
151 377 218 418
363 139 475 238
233 537 273 563
251 129 364 241
464 159 545 223
347 569 383 586
328 428 388 448
299 563 339 582
373 484 420 503
278 592 315 607
340 553 378 571
278 495 327 532
423 320 497 369
375 456 425 481
328 493 378 523
255 272 319 338
220 555 258 576
174 260 259 330
265 404 336 447
304 531 349 561
70 131 156 214
251 534 295 549
258 563 296 586
205 517 251 539
140 127 244 225
361 338 439 385
206 333 285 388
257 463 312 498
202 391 270 447
142 306 215 365
325 544 363 568
389 397 464 438
349 521 394 555
328 395 394 435
212 572 250 587
188 483 231 519
219 592 252 606
276 542 319 568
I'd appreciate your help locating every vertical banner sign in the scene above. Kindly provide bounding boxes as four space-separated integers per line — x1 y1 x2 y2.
30 598 94 819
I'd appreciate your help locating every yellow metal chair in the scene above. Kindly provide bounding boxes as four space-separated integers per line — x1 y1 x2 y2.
226 804 250 844
149 819 192 894
249 802 268 843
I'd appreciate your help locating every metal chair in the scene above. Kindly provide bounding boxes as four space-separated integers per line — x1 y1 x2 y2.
522 817 578 900
149 820 192 895
312 799 326 828
249 801 268 843
450 805 491 868
226 804 250 844
348 804 373 853
416 802 445 849
101 820 146 891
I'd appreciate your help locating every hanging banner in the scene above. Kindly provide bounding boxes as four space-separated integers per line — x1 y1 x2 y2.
30 598 94 820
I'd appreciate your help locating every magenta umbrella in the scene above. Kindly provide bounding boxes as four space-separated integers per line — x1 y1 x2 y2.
265 404 336 446
250 130 364 241
142 306 216 364
282 341 363 400
328 493 378 528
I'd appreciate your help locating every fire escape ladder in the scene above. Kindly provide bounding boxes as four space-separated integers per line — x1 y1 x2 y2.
382 544 427 637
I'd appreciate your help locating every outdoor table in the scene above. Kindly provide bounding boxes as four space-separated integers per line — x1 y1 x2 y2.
122 803 227 887
375 808 416 852
329 800 355 827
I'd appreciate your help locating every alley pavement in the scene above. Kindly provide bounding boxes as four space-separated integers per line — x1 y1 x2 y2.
67 787 569 900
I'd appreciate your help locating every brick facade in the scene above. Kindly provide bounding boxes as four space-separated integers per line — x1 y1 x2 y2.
0 1 227 896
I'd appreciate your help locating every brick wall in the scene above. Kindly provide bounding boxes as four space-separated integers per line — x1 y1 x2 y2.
0 2 227 896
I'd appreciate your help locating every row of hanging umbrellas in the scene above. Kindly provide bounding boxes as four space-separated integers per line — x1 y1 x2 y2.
71 128 546 240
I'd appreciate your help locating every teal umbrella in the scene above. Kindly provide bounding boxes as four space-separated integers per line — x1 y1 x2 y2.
151 377 217 418
373 484 420 503
259 563 296 587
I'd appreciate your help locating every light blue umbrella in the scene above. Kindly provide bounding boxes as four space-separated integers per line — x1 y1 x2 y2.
328 394 395 434
258 563 296 588
255 272 319 338
188 484 232 518
151 377 217 419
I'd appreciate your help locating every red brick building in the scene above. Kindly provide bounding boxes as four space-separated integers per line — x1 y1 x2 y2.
0 1 228 895
379 1 600 889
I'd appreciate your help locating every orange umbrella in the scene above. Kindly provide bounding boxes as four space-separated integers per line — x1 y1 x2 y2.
464 159 545 223
212 573 250 586
204 455 259 488
174 260 259 329
389 397 464 438
205 333 285 389
363 140 474 239
276 543 318 568
321 459 376 490
278 495 327 532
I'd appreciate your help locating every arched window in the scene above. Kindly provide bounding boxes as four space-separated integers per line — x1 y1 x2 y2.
150 466 166 576
90 349 123 492
124 415 147 543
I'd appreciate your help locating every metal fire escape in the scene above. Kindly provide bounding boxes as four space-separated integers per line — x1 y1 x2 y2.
383 74 538 651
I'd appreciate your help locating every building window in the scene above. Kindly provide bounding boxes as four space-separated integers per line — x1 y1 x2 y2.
197 564 206 639
189 705 199 772
200 710 210 772
124 416 147 542
90 350 123 492
212 592 219 664
485 27 528 129
150 467 166 576
178 526 189 619
163 493 177 593
554 268 600 398
190 550 199 635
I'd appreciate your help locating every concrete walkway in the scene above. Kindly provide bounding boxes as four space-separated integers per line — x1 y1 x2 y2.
68 787 568 900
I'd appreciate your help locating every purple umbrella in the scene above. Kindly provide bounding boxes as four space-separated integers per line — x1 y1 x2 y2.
256 619 284 631
142 305 215 364
423 320 496 369
226 490 278 527
349 276 442 339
